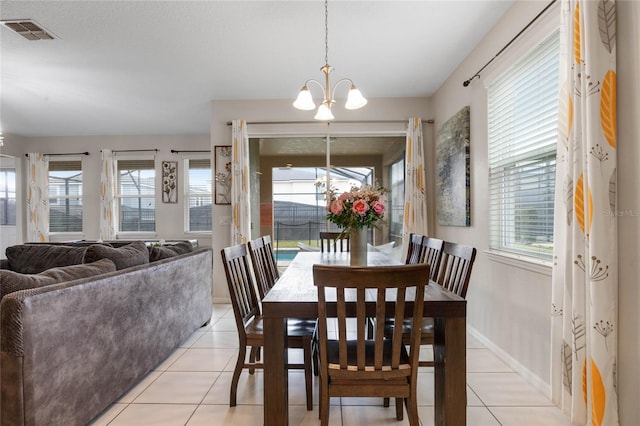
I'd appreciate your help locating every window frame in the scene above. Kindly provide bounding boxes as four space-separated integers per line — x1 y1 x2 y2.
183 156 213 234
487 28 560 263
0 167 16 227
115 156 157 236
48 156 83 238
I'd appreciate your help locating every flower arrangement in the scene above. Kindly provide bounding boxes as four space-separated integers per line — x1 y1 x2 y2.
320 182 389 231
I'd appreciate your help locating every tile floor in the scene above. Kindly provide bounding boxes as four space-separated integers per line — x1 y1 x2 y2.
90 304 572 426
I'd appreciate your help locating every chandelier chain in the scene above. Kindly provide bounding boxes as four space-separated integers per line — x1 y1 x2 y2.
324 0 329 66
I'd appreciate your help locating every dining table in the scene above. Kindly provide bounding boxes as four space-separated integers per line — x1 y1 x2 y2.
261 251 467 426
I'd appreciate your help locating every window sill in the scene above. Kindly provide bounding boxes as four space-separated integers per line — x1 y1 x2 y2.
485 250 553 277
48 232 84 242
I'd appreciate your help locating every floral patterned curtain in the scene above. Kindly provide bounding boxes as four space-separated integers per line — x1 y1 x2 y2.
230 119 251 245
99 149 117 240
551 1 618 424
402 118 428 255
26 152 49 242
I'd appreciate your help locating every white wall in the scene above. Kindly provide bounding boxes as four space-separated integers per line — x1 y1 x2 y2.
5 134 212 248
432 1 640 424
209 97 431 302
615 2 640 424
431 0 558 391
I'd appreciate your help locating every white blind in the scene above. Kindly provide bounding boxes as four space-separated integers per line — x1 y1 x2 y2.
488 29 559 260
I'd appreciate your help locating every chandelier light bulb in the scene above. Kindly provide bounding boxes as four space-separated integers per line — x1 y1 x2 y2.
345 86 367 110
314 103 335 121
293 86 316 110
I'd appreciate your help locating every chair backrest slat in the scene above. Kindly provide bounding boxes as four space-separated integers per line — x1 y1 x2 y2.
437 241 477 298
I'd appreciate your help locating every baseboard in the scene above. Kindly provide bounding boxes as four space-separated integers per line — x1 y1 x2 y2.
212 297 230 304
467 325 552 399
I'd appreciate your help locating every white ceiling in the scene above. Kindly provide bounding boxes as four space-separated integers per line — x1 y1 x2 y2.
0 1 514 138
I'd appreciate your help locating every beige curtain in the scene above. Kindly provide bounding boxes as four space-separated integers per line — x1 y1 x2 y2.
26 152 49 242
230 120 251 245
402 117 428 254
99 149 117 240
551 1 618 425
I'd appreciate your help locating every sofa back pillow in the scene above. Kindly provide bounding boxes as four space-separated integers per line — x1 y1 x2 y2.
0 258 117 300
5 244 88 274
82 241 149 270
148 241 194 262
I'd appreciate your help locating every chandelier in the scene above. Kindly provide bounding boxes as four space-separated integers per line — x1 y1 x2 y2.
293 0 367 120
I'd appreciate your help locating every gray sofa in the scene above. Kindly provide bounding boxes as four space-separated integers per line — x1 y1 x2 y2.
0 242 213 425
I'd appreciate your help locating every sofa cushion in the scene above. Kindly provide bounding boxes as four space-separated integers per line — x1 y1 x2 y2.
82 241 149 270
148 241 193 262
0 258 117 300
5 244 88 274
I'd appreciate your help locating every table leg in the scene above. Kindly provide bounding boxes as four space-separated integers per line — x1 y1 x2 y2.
264 316 289 426
433 316 467 426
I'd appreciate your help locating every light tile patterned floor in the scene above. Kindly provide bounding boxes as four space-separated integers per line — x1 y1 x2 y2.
91 304 572 426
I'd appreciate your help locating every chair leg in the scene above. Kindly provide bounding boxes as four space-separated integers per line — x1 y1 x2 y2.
319 377 329 426
230 345 246 407
395 397 403 421
406 395 420 426
303 338 313 410
248 346 259 374
383 397 390 407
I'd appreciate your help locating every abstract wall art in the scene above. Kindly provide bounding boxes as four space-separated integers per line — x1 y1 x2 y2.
436 106 471 226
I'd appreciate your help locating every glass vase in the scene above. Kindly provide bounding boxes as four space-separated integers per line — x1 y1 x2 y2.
350 227 368 266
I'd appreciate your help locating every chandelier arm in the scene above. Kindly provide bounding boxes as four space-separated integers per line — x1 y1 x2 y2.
330 77 355 101
304 79 327 100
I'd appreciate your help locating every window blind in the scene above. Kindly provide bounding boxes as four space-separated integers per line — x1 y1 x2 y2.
487 29 559 260
117 159 155 171
49 160 82 171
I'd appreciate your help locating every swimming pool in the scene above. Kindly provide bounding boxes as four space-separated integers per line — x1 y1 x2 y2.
274 250 298 262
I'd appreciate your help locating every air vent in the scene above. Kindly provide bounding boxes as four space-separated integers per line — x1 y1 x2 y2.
1 19 55 40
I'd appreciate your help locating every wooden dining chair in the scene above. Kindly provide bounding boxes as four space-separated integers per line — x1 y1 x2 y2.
404 233 426 264
386 241 476 368
248 236 320 375
313 263 429 426
221 244 315 410
319 231 349 253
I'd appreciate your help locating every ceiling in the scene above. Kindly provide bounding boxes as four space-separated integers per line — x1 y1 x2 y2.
0 1 514 138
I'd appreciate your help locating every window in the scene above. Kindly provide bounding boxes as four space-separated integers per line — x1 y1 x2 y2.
49 160 82 232
488 30 559 261
388 156 405 245
185 158 212 232
0 168 16 226
117 159 155 232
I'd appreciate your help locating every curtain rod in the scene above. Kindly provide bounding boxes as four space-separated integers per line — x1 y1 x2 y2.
24 152 89 157
99 149 159 153
462 0 557 87
225 119 434 126
170 149 210 154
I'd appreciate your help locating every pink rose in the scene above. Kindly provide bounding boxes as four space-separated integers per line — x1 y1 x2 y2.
352 199 369 216
372 200 385 214
330 199 344 215
339 192 349 202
